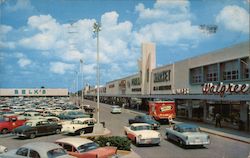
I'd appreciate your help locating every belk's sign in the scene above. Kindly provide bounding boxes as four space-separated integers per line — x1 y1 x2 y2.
202 82 249 97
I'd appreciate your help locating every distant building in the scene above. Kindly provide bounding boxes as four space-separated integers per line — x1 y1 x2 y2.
0 88 68 97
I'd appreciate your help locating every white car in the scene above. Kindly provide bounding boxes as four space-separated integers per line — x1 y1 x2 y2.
124 123 161 146
111 105 122 114
17 112 44 120
0 142 74 158
0 145 7 154
61 118 96 135
165 123 210 147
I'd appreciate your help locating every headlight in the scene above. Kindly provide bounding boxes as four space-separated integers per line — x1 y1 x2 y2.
138 135 142 139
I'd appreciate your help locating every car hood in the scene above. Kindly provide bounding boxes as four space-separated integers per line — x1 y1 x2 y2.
134 130 160 139
13 125 32 132
86 147 117 158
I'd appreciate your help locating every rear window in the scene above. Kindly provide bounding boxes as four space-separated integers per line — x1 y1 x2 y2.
77 142 99 153
47 148 67 158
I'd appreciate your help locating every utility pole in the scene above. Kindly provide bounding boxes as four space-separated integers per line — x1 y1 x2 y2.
80 59 84 106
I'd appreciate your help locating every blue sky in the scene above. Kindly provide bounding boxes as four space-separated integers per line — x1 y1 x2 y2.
0 0 249 92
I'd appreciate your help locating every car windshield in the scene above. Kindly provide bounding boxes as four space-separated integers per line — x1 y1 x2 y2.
25 122 33 126
77 142 99 153
47 148 67 158
134 125 152 131
181 127 200 132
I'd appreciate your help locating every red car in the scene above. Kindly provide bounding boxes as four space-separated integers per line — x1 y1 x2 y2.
55 137 117 158
0 115 26 134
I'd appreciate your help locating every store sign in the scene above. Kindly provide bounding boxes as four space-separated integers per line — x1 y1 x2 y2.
202 82 249 97
14 89 46 95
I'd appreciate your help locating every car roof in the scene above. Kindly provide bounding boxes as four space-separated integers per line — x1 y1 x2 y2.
22 142 63 152
131 123 151 127
55 137 93 147
73 118 95 121
176 123 198 129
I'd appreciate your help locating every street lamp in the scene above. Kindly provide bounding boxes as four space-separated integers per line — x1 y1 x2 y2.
75 71 79 106
93 22 101 124
80 59 84 106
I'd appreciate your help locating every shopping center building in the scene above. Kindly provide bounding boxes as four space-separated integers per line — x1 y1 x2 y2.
86 41 250 131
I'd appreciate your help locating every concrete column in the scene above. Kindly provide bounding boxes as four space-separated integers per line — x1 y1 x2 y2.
188 100 192 119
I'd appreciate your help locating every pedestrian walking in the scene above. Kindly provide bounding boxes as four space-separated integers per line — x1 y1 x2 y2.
215 113 222 128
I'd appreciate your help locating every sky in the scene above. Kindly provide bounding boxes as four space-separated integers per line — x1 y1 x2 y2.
0 0 249 92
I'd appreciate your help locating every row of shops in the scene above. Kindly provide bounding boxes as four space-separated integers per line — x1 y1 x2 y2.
85 42 250 132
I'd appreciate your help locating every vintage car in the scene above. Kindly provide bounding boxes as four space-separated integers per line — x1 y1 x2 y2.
61 118 96 135
0 145 7 154
13 119 62 139
55 137 117 158
165 123 210 147
124 123 161 146
128 114 160 129
0 142 74 158
0 115 26 134
111 105 122 114
58 110 92 120
17 112 44 120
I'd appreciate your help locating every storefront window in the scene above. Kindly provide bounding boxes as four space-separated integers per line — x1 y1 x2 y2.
191 100 203 121
176 100 188 118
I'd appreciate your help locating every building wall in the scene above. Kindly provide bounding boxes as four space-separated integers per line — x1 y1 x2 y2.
0 88 68 97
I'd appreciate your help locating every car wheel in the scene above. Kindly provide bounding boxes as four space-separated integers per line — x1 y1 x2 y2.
165 133 169 140
179 140 186 148
135 138 139 146
1 128 8 134
29 133 36 139
55 129 61 134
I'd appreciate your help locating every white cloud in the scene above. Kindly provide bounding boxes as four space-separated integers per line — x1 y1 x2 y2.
135 0 191 22
49 62 75 74
18 15 61 50
0 25 12 35
5 0 34 12
134 21 203 46
216 5 249 33
18 58 31 68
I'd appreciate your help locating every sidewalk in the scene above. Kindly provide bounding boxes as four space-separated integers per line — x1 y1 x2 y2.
125 108 250 144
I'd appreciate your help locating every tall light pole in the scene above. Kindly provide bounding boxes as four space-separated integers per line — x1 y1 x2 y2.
80 59 84 106
93 22 101 124
75 71 79 106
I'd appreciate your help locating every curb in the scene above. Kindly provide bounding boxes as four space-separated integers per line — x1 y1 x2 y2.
80 128 112 138
120 149 141 158
200 128 250 144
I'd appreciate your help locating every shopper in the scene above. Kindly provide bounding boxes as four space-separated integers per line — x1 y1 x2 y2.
215 113 222 128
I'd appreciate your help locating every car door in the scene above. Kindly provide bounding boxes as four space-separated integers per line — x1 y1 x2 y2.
36 121 48 135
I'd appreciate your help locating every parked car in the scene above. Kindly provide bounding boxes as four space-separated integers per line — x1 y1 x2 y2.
0 145 7 154
62 118 96 135
17 112 44 120
165 123 210 147
44 116 62 124
0 142 75 158
13 119 62 139
111 105 122 114
0 115 26 134
55 137 117 158
58 110 92 120
128 114 160 129
124 123 161 146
